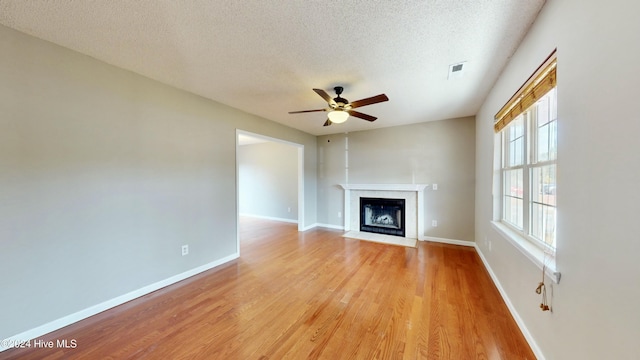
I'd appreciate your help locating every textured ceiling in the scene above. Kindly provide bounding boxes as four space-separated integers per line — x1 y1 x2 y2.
0 0 545 136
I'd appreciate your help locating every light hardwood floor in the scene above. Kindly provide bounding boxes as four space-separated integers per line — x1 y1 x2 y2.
0 217 535 359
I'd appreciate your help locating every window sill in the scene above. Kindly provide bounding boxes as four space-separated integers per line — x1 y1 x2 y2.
491 221 561 284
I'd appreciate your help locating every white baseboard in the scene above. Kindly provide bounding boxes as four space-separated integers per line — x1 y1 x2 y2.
300 223 317 231
239 213 298 224
303 223 344 231
422 236 475 247
474 246 545 360
0 253 239 353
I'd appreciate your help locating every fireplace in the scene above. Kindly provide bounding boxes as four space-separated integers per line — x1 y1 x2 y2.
360 197 406 237
340 184 427 240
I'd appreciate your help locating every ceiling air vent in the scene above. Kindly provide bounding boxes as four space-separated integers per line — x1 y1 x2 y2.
448 61 467 79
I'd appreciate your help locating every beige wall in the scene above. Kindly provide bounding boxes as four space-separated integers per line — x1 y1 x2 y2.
238 141 298 221
0 24 316 340
318 117 476 241
475 0 640 358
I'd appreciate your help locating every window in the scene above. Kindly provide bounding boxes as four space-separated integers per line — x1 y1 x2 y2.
501 89 557 250
495 52 557 252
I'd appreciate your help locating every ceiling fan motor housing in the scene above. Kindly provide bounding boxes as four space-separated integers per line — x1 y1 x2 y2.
332 87 349 108
333 97 349 107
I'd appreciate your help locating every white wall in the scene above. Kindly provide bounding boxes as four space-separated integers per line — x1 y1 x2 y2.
238 141 298 221
0 24 317 341
475 1 640 359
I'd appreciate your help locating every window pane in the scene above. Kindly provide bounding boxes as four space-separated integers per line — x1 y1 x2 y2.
510 115 524 138
503 169 523 229
537 122 550 162
537 121 558 162
531 165 556 205
531 203 556 249
535 91 557 162
537 96 550 126
531 165 556 248
508 115 525 166
549 88 557 121
548 118 557 160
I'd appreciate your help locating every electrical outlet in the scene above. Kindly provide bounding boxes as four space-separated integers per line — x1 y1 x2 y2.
182 245 189 256
432 184 438 190
338 211 342 218
488 240 492 252
432 220 438 227
288 207 291 213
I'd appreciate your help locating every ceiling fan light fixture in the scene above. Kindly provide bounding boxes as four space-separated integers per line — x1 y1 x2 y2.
328 110 349 124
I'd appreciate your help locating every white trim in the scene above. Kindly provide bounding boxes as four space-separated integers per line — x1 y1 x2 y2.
474 245 547 360
423 236 475 247
300 223 345 231
239 213 298 224
297 146 304 231
300 223 317 231
317 223 344 230
417 190 426 240
491 221 560 283
236 130 303 148
343 189 350 233
0 253 239 353
339 183 429 191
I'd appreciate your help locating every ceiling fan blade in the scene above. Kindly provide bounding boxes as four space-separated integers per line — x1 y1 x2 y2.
323 119 332 126
348 110 378 122
349 94 389 109
313 88 337 106
288 109 326 114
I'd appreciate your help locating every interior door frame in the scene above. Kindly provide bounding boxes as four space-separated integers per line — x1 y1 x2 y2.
235 129 305 254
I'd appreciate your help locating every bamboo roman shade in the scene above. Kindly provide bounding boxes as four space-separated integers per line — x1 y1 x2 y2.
494 50 557 133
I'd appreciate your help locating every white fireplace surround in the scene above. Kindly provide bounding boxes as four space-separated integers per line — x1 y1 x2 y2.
339 184 428 241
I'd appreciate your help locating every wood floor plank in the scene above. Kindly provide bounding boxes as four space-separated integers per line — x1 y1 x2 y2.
0 217 535 359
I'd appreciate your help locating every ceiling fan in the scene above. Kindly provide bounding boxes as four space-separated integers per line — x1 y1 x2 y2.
289 86 389 126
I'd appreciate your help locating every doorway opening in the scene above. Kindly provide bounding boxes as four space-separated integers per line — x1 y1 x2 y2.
235 130 304 254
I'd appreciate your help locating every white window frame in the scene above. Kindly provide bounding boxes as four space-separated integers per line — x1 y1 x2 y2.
499 91 557 253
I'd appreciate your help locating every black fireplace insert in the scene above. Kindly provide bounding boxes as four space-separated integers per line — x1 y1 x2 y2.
359 197 405 237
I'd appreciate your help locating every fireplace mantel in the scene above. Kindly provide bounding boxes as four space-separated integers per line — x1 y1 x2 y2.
339 184 429 241
339 184 428 192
